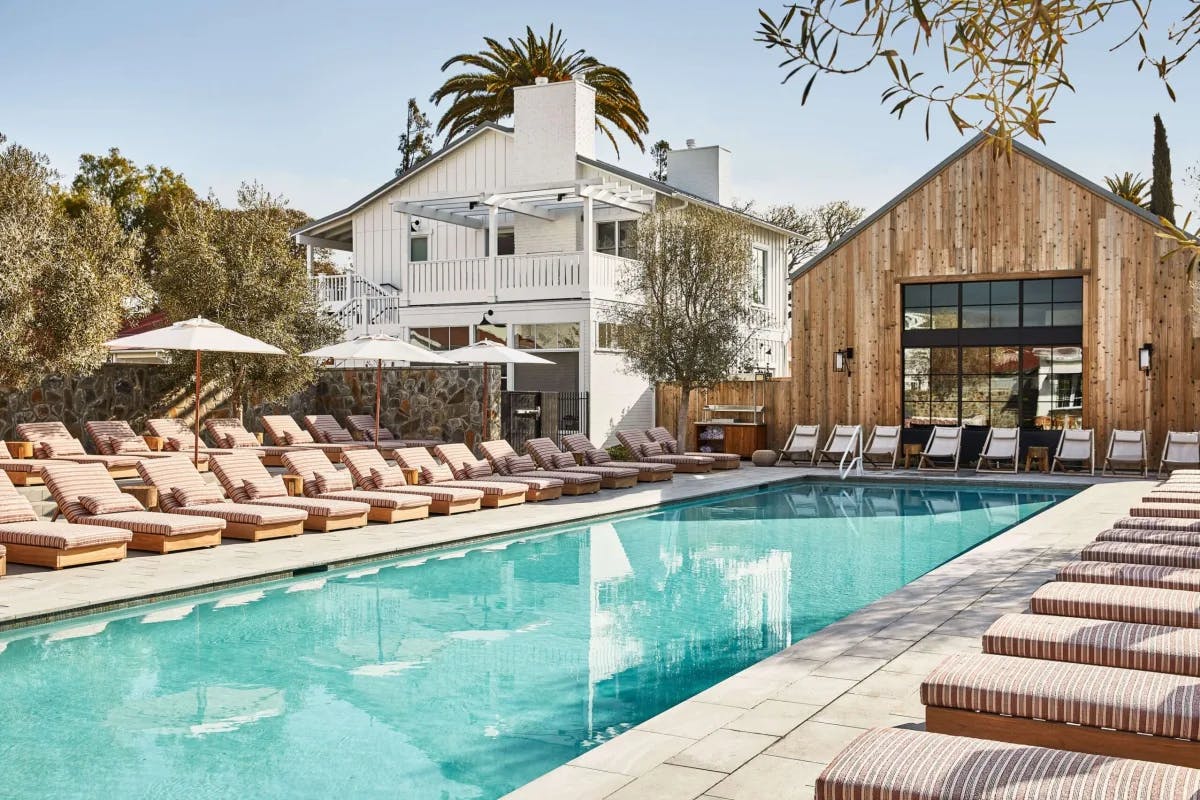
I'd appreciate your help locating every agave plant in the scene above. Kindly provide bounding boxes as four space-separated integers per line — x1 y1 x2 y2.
431 25 649 154
1104 172 1151 207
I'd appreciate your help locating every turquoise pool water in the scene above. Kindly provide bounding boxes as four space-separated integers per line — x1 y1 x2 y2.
0 481 1068 799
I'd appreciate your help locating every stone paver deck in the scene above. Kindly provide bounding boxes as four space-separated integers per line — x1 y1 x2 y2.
502 477 1151 800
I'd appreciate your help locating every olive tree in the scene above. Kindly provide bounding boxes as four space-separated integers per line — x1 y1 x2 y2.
609 204 756 445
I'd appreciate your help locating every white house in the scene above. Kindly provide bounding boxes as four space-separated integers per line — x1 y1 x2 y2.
295 77 793 445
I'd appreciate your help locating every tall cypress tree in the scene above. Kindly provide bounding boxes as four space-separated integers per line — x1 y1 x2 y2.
1150 114 1176 223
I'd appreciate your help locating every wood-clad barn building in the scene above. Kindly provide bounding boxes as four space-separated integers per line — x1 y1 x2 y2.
789 133 1195 462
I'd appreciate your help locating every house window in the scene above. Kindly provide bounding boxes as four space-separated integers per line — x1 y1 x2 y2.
513 322 581 350
485 229 515 257
900 277 1083 430
409 235 429 262
597 322 625 351
596 220 638 259
475 322 507 345
754 248 769 305
408 326 469 351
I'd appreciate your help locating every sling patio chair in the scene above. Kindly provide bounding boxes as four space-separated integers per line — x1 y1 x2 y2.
260 415 368 463
922 652 1200 767
0 469 131 569
861 425 901 469
147 418 263 460
815 424 862 468
279 450 433 523
16 421 147 479
525 438 638 489
917 426 962 472
775 424 820 466
136 457 307 541
614 430 713 473
478 440 602 495
646 426 740 469
205 418 315 467
1050 428 1095 475
1057 560 1200 593
433 442 565 502
343 415 443 449
42 462 224 554
85 420 209 471
1159 431 1200 478
559 433 674 482
1103 429 1148 477
975 427 1020 473
390 446 526 508
340 448 484 514
814 727 1200 800
209 451 370 532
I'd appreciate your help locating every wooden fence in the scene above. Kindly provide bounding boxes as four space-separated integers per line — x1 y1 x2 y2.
655 378 794 450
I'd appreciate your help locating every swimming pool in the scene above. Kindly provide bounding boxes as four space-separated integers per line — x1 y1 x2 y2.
0 481 1068 799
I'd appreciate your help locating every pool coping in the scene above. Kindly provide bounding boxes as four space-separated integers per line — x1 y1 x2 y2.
500 478 1152 800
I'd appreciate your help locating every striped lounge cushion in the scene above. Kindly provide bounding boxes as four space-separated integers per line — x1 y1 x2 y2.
550 452 577 469
234 495 370 518
1082 540 1200 569
371 466 407 488
316 489 431 510
391 485 482 503
585 448 612 465
814 727 1200 800
420 464 455 484
244 476 288 500
0 521 132 549
983 612 1200 676
77 511 224 536
646 427 680 453
1143 492 1200 505
0 459 39 475
461 460 493 479
516 470 598 486
0 479 37 524
1128 502 1200 519
79 494 144 515
921 653 1200 740
1097 527 1200 546
1058 560 1200 592
505 455 537 474
437 480 522 498
1030 581 1200 628
314 470 353 493
222 428 259 448
41 462 128 522
282 430 314 445
640 441 665 457
524 438 560 468
173 486 226 508
170 502 306 525
44 438 87 458
1114 516 1200 532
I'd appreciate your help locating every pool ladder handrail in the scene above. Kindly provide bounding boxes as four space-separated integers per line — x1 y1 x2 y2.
838 425 864 480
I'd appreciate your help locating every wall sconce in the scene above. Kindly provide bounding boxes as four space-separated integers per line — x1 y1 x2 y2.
834 347 854 375
1138 343 1153 374
480 308 495 326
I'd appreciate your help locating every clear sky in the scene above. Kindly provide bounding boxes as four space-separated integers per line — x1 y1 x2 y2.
2 0 1197 220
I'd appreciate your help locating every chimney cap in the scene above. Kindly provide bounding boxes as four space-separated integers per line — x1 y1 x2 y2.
534 76 549 86
686 138 696 148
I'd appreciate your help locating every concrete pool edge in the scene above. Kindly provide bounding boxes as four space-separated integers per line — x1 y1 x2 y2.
501 479 1151 800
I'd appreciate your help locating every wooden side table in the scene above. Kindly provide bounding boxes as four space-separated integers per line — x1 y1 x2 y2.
281 474 305 497
402 467 421 486
1025 446 1050 473
120 484 159 511
6 441 33 459
902 443 923 469
143 435 165 452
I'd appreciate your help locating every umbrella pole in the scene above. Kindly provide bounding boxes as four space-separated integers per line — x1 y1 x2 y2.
375 359 382 451
194 351 201 466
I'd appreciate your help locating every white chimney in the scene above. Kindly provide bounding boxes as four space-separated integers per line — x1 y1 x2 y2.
665 143 731 205
513 78 596 184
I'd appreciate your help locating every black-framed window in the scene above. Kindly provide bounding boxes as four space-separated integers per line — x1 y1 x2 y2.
901 278 1083 430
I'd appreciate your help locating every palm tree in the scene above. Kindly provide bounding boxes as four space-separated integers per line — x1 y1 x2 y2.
431 25 649 154
1104 172 1151 207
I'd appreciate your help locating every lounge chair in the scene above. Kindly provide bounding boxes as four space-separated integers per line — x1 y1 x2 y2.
260 415 368 463
478 440 602 495
615 430 713 473
815 727 1200 800
922 652 1200 767
279 449 433 523
861 425 901 469
646 426 740 469
303 415 361 446
205 418 314 467
0 470 131 569
917 426 961 472
1081 541 1200 570
1160 431 1200 477
209 451 370 531
42 462 224 553
389 447 526 508
975 427 1019 473
815 425 861 467
432 442 565 501
559 433 674 482
147 418 260 459
1051 428 1095 475
1030 581 1200 629
984 612 1200 676
0 440 75 486
340 448 484 514
1104 429 1148 477
136 457 307 541
16 421 146 479
1058 560 1200 593
343 414 443 449
525 438 638 489
85 419 209 471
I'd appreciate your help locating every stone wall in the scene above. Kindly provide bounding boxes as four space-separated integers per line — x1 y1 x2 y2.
0 364 499 446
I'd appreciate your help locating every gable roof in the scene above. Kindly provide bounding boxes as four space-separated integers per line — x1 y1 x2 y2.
790 132 1169 280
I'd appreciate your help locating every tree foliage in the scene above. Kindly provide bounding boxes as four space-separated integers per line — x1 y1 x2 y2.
1150 113 1176 223
396 98 434 176
650 139 670 182
153 183 341 416
1104 171 1150 206
609 204 756 443
756 1 1199 150
431 25 650 154
738 199 865 270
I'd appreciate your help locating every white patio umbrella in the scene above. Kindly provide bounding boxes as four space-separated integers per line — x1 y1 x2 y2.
104 317 287 464
301 334 456 447
447 340 553 446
